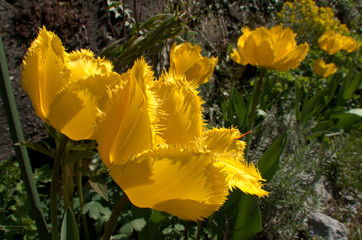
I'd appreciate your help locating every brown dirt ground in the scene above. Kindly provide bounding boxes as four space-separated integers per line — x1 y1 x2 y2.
0 0 161 161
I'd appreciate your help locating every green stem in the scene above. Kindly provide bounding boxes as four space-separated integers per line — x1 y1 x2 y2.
0 35 50 239
102 195 130 240
77 160 90 240
51 134 69 240
245 67 267 160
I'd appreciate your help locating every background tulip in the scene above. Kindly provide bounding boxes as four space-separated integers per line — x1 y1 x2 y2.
230 25 309 71
169 42 218 87
312 58 337 78
318 30 345 54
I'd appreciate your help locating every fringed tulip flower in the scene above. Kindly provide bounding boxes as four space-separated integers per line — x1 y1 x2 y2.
169 42 218 87
22 27 119 140
97 63 268 221
318 30 345 54
230 25 309 71
312 58 337 78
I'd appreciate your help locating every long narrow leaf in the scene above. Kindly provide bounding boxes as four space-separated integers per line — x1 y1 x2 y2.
257 132 288 182
61 208 80 240
0 35 49 239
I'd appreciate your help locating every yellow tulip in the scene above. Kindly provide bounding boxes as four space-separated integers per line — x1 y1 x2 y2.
230 25 309 71
342 36 360 53
98 65 268 221
22 27 118 140
169 42 218 87
312 58 337 78
318 30 344 54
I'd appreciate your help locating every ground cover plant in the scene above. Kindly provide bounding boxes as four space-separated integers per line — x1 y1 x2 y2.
0 0 360 239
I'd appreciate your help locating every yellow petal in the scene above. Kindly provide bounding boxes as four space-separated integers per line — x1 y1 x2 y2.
213 155 269 197
273 43 309 71
202 128 268 197
271 26 296 63
342 36 360 53
22 26 67 121
202 128 246 158
230 27 253 65
109 147 228 221
48 73 120 140
184 57 218 86
244 27 275 67
151 72 204 147
170 42 201 75
97 58 160 167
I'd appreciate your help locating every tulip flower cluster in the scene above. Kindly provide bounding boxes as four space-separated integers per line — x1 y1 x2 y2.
318 30 360 55
230 25 309 71
22 27 268 221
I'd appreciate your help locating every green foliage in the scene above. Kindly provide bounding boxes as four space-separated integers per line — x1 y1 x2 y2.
0 159 52 239
100 13 185 73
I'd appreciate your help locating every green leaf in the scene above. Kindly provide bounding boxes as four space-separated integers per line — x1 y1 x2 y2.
34 164 52 183
16 140 54 158
119 222 133 236
331 108 362 131
257 132 288 182
130 218 147 232
231 195 262 240
343 72 361 100
83 201 111 220
231 87 247 128
89 176 109 201
60 208 79 240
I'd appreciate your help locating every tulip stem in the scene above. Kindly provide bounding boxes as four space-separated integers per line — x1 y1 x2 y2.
77 159 90 240
245 67 267 160
102 194 130 240
50 133 69 240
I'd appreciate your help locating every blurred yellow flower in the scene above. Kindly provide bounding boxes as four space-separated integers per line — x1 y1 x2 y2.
97 64 268 221
169 42 218 87
312 58 337 78
318 30 345 54
342 36 360 53
230 25 309 71
22 27 118 140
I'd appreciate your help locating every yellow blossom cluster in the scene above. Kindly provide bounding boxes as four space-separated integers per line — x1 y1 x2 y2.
22 27 268 221
278 0 349 44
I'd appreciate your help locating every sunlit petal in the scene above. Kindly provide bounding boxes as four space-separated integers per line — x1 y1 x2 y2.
152 72 204 147
109 147 228 221
97 58 160 167
214 155 269 197
273 43 309 71
22 26 67 121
